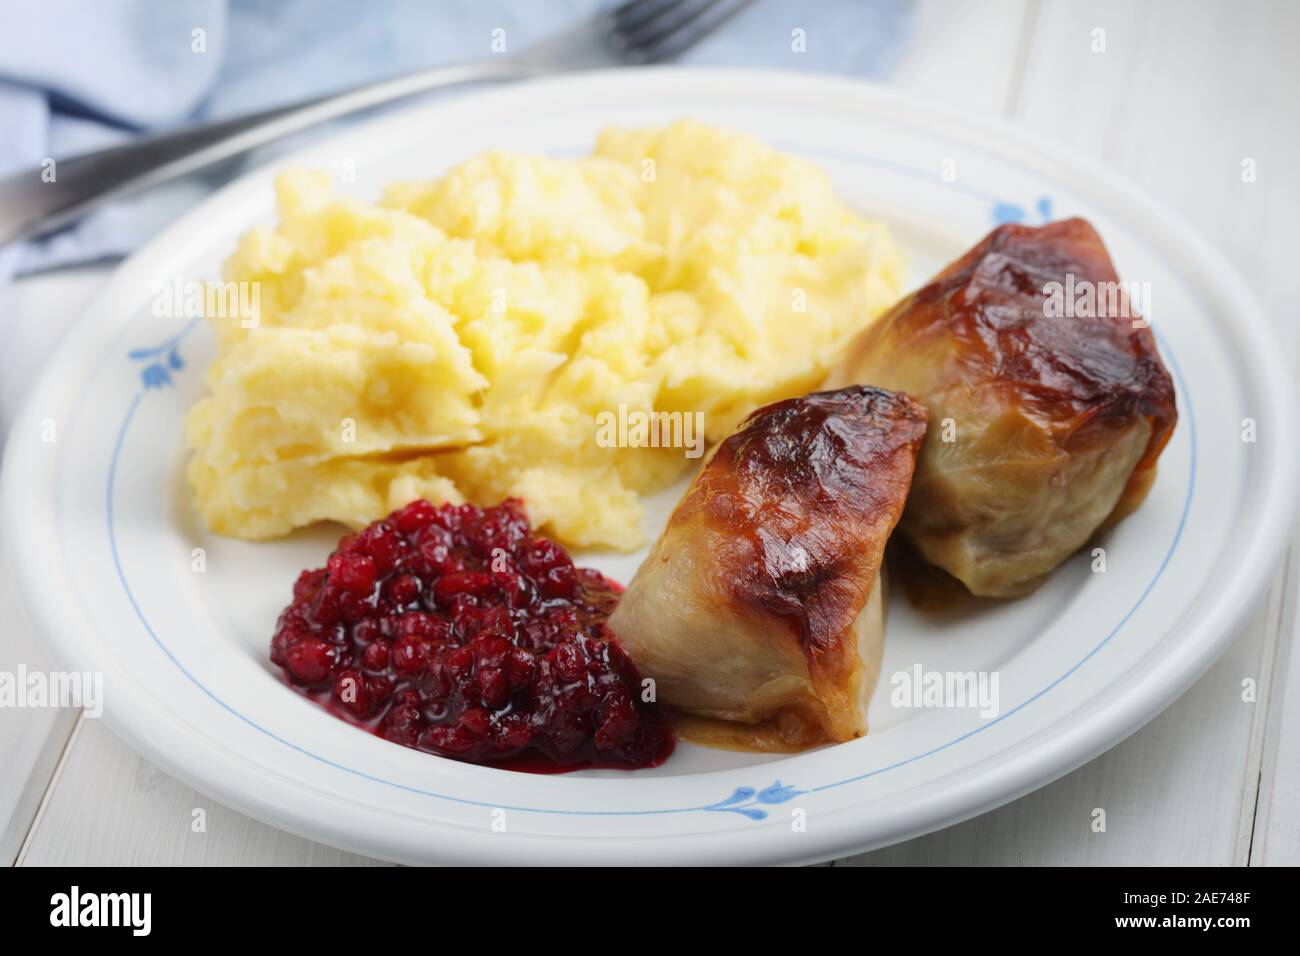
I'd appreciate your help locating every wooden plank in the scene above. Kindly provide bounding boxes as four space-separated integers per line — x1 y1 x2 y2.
1 268 110 862
1251 521 1300 865
890 0 1034 113
0 543 79 864
17 718 392 867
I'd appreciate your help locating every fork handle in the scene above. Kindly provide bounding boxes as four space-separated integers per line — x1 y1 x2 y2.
0 59 533 247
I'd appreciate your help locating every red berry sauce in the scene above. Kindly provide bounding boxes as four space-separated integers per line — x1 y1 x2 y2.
270 499 672 771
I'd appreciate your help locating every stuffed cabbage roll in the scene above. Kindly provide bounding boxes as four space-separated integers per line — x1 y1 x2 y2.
608 386 928 752
826 218 1177 597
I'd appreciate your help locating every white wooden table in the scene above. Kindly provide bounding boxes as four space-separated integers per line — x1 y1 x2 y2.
3 0 1297 866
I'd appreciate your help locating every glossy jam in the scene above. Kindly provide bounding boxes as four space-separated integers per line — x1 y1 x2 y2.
270 499 672 771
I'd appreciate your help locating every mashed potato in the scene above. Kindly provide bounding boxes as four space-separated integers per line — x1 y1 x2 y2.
186 121 903 549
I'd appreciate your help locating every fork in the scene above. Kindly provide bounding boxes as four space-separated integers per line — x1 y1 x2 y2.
0 0 753 247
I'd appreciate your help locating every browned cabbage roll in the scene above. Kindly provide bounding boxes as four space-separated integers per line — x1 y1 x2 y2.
608 386 928 752
826 218 1177 598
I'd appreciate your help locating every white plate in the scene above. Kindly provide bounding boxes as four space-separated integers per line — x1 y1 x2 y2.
4 69 1296 866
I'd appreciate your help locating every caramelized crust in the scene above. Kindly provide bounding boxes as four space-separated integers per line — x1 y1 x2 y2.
671 386 928 696
834 218 1176 491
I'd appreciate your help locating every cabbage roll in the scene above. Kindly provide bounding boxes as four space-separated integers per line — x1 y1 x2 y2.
608 386 928 751
826 218 1177 597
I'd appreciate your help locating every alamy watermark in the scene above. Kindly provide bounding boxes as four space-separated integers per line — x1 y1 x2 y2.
50 886 150 936
152 273 261 328
595 404 705 459
890 664 1000 718
1043 273 1150 328
0 665 103 718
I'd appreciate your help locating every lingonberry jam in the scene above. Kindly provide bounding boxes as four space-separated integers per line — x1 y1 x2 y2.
270 499 672 771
